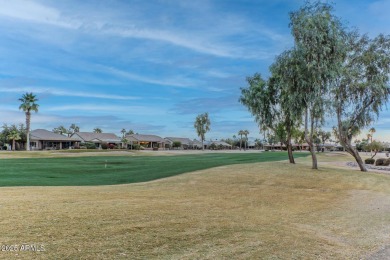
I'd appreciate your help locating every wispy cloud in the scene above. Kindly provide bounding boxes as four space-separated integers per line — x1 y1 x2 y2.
106 27 238 58
0 0 278 59
0 87 139 100
172 95 240 115
46 104 166 116
98 65 195 88
0 0 80 29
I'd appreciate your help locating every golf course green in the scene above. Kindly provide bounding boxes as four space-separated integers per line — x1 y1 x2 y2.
0 152 308 186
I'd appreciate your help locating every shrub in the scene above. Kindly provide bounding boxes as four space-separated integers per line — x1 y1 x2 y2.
209 143 217 150
365 158 375 165
383 159 390 166
84 142 96 149
128 144 141 150
108 144 115 149
375 158 386 166
101 142 108 150
172 141 181 149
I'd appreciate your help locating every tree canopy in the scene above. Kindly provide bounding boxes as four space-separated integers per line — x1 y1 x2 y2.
194 113 211 151
18 92 39 151
240 1 390 171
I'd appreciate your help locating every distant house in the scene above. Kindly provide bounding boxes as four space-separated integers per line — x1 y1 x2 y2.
164 137 193 149
72 132 121 149
125 134 166 149
191 139 203 149
30 129 81 150
209 141 232 150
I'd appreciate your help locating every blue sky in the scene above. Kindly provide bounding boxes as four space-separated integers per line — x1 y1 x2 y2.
0 0 389 141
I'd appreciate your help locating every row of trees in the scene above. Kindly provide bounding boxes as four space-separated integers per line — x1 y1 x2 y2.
240 1 390 172
9 92 140 150
193 113 253 151
53 124 80 136
0 92 40 151
0 124 27 150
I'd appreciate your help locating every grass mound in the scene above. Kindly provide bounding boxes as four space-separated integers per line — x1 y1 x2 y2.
0 152 308 186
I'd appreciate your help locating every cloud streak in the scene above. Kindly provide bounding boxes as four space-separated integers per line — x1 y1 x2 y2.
98 65 196 88
0 0 277 59
0 87 139 100
46 104 167 116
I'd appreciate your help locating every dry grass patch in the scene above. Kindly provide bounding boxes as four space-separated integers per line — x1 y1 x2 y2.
0 160 389 259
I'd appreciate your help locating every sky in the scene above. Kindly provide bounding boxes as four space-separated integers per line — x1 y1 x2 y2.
0 0 390 141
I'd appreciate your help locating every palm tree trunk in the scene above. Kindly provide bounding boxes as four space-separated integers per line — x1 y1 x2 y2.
26 111 31 151
12 139 15 151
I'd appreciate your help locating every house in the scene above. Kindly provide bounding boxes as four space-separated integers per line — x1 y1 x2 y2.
164 137 193 149
211 141 232 150
204 140 232 150
72 132 122 149
191 139 203 149
30 129 81 150
125 134 166 149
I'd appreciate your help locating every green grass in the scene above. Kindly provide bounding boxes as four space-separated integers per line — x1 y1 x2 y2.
0 152 308 187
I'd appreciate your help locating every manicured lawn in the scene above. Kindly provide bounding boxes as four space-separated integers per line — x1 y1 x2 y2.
0 152 308 186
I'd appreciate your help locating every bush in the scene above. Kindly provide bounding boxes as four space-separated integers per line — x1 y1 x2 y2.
383 159 390 166
128 144 141 150
365 158 375 165
108 144 116 149
172 141 181 149
101 142 108 150
209 143 217 150
375 158 386 166
84 142 96 149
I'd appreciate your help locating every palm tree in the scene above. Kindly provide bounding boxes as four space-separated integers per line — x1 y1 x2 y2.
369 127 375 143
232 135 237 148
194 113 211 151
127 129 134 135
68 124 80 137
121 136 128 149
93 128 102 133
53 126 68 135
8 130 21 151
121 128 126 138
369 127 376 156
238 130 244 150
19 92 39 151
243 130 249 150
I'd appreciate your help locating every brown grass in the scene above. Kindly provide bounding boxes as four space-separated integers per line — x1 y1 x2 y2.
0 153 389 259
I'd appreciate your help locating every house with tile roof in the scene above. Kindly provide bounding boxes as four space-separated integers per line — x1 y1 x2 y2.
204 140 232 150
164 137 193 149
125 134 166 149
163 137 207 150
72 132 122 149
30 129 81 150
191 139 203 149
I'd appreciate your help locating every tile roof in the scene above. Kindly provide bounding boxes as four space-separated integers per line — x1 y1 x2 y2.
125 134 165 143
30 129 81 141
164 137 192 145
73 132 121 143
212 141 232 147
191 140 203 146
